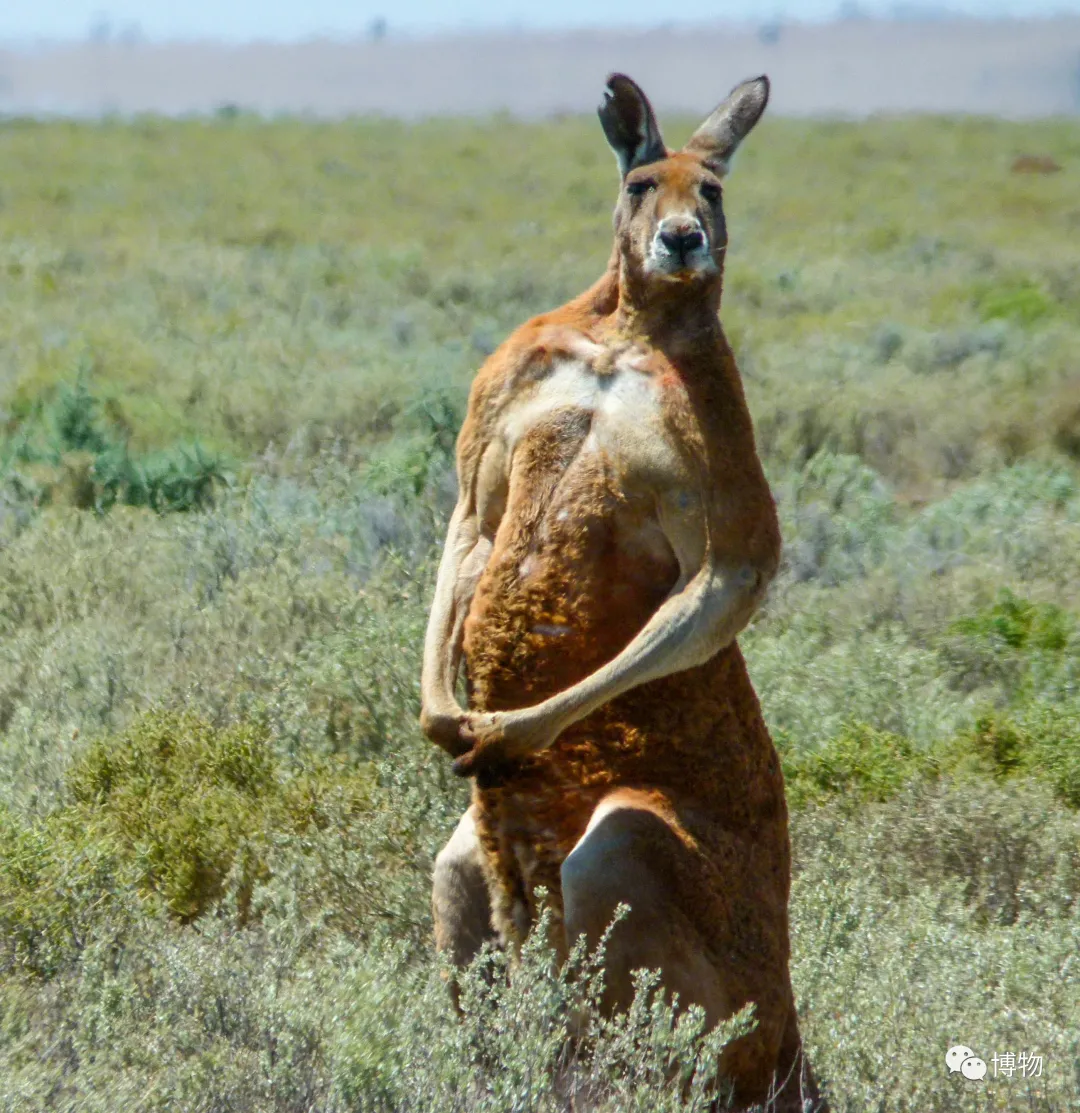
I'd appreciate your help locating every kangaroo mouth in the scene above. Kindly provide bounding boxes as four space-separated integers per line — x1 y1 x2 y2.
645 235 721 279
646 251 718 279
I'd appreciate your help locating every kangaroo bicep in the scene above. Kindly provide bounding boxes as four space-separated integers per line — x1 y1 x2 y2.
475 439 510 539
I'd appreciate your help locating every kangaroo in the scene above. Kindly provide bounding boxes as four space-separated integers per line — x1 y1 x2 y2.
422 73 823 1111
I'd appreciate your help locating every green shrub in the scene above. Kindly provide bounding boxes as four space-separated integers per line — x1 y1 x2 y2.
92 440 227 512
66 711 373 921
0 711 373 976
1 374 228 514
949 588 1072 653
1024 705 1080 808
949 713 1029 779
781 723 937 808
940 589 1078 704
49 376 110 455
781 705 1080 814
0 800 136 980
974 277 1054 325
946 707 1080 808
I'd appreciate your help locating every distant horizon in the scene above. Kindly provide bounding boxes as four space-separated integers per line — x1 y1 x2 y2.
3 1 1080 48
3 14 1078 119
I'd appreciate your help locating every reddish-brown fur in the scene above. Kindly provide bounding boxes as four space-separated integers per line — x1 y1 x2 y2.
424 74 825 1111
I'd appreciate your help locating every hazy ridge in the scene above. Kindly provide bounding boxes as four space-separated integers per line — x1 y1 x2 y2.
2 17 1080 118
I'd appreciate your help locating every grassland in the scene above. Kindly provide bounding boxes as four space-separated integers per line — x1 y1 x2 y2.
0 110 1078 1111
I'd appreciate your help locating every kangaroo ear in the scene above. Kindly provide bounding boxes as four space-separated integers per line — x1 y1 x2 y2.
598 73 668 178
684 76 769 176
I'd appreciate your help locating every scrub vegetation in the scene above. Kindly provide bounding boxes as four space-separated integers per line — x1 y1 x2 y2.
0 109 1078 1110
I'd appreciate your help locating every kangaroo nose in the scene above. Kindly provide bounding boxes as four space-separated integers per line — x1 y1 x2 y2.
659 226 704 258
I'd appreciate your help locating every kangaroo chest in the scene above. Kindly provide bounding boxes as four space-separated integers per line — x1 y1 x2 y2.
500 354 688 491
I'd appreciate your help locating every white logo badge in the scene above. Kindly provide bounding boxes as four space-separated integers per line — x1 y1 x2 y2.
947 1044 986 1081
946 1045 975 1074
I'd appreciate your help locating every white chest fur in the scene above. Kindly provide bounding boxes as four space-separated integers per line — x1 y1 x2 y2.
502 356 668 460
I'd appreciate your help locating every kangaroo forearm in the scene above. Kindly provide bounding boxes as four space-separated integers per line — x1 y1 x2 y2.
521 565 763 738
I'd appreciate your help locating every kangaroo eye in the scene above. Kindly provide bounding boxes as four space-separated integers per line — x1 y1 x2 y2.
700 182 721 204
626 179 656 197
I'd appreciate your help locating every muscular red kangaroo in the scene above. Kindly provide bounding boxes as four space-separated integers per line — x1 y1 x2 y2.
421 72 824 1111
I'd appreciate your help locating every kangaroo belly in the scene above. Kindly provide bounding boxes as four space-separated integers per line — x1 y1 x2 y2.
463 437 677 711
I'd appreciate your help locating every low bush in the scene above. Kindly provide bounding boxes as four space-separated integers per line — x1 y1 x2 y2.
781 723 937 809
1 375 227 514
781 703 1080 814
792 779 1080 1111
947 707 1080 808
973 277 1056 326
0 711 373 977
334 910 757 1113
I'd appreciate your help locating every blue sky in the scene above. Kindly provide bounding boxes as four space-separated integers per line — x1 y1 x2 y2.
1 0 1074 42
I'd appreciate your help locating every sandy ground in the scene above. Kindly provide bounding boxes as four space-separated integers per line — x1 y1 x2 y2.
1 19 1079 118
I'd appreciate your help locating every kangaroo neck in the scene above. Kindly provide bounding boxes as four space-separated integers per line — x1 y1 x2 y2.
609 254 724 356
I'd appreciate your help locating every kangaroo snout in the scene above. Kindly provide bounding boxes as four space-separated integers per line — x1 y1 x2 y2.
659 224 705 259
650 215 711 275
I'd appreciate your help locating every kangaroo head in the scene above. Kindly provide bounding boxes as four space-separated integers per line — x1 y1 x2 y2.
598 73 769 289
